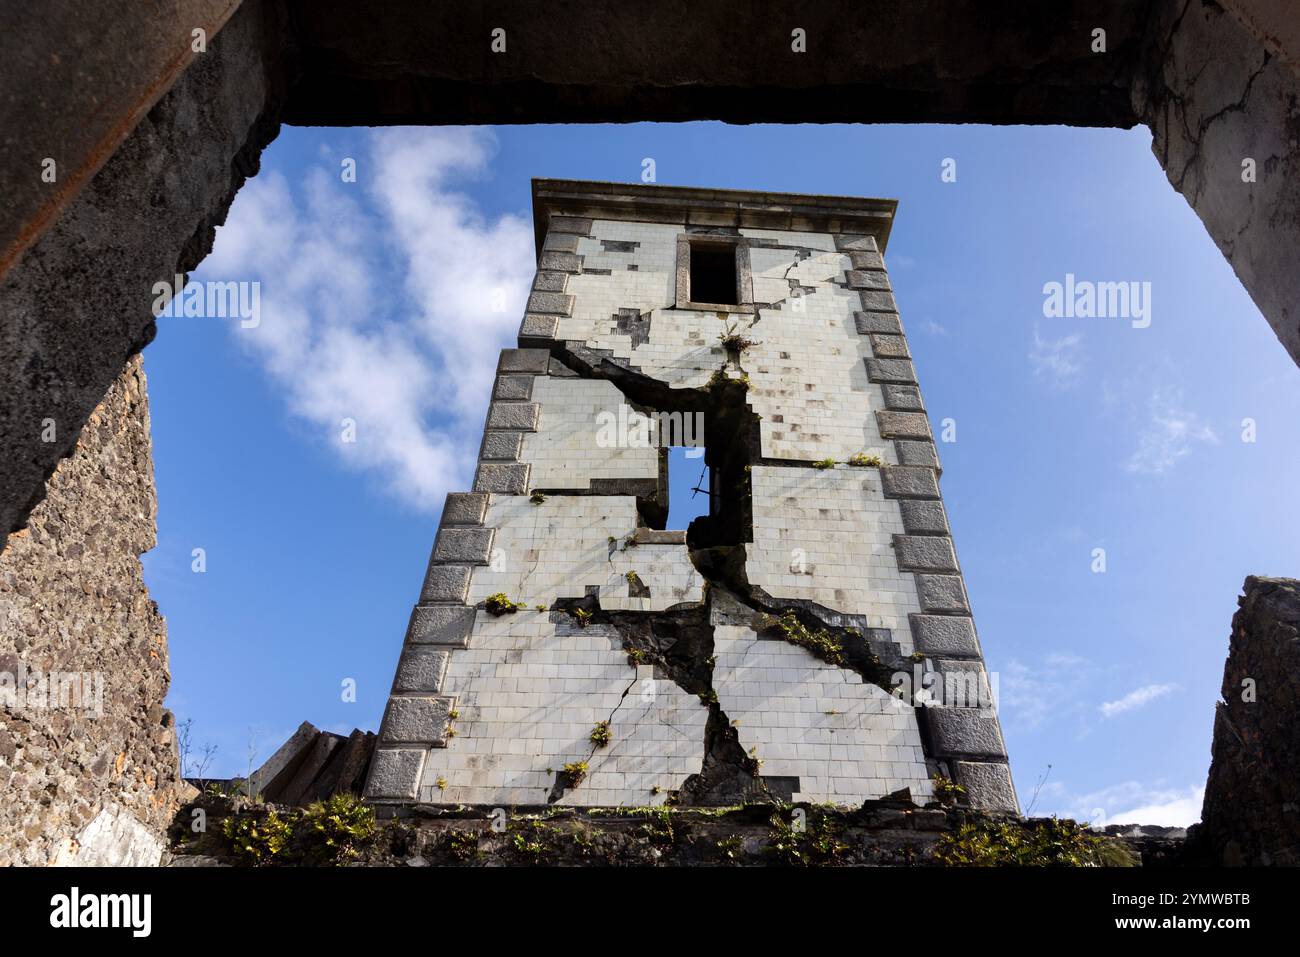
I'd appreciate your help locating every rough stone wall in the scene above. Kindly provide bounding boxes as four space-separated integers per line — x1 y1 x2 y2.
0 355 183 866
1133 0 1300 364
366 185 1015 813
1196 576 1300 866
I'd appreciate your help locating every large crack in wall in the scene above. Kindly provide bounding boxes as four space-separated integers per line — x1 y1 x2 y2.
540 334 923 806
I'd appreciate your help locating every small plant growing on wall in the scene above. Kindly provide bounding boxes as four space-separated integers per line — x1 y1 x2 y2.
848 452 883 467
484 593 523 616
572 607 593 628
812 457 836 469
561 761 588 787
529 491 547 504
718 322 759 352
625 570 642 586
590 721 611 747
931 774 967 807
757 610 845 665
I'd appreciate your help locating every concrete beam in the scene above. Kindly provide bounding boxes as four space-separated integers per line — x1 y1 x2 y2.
0 0 246 280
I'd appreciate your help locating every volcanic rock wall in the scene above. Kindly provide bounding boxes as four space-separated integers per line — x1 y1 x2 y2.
0 356 182 866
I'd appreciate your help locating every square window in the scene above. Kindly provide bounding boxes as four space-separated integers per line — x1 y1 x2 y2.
675 235 754 313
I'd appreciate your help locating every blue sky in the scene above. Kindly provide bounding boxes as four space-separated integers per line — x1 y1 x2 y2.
143 122 1300 824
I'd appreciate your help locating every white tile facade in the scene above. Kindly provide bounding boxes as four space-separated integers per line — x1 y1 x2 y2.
713 623 932 803
555 219 895 464
377 211 939 808
745 465 922 638
468 495 704 613
418 615 707 806
521 377 660 490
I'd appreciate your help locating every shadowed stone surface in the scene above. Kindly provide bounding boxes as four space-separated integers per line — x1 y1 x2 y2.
1194 576 1300 866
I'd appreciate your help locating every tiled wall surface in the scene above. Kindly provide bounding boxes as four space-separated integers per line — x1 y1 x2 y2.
521 377 660 490
420 616 707 806
467 495 704 615
713 622 932 804
367 199 1016 814
747 465 921 638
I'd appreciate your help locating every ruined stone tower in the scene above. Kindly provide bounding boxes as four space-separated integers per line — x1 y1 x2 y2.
363 180 1015 812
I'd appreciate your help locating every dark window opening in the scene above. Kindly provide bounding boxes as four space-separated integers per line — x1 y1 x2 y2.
689 243 738 305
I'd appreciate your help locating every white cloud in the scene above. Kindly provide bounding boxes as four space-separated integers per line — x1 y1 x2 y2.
1099 682 1177 718
1109 786 1204 828
200 128 534 512
1035 779 1203 828
1124 388 1219 475
1029 326 1083 388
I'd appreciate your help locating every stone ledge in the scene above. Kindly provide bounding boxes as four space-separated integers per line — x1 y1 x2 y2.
848 250 885 270
880 465 940 500
847 269 892 290
869 333 910 359
952 760 1019 813
393 648 452 694
420 563 472 604
498 349 552 374
518 314 560 344
542 232 581 253
493 375 536 401
538 250 581 273
407 604 477 647
834 234 879 253
859 289 898 312
854 311 902 335
876 410 931 440
525 291 574 316
927 708 1008 760
364 749 426 800
480 430 524 461
899 500 950 536
548 216 593 235
893 534 959 572
441 492 489 526
432 527 495 564
486 402 541 431
894 440 940 469
865 357 917 384
881 384 924 411
531 270 569 292
474 462 531 494
914 574 971 614
630 527 687 545
910 614 981 657
380 695 455 747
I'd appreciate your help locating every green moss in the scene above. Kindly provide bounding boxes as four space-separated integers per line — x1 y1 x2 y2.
757 610 845 665
933 818 1136 867
484 593 524 616
767 812 849 866
218 794 377 867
